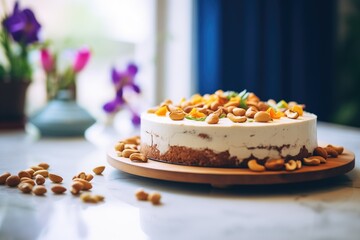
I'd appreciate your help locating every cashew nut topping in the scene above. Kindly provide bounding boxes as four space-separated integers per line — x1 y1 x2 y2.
245 107 258 118
254 111 272 123
169 110 186 121
206 113 219 124
285 109 299 119
227 113 247 123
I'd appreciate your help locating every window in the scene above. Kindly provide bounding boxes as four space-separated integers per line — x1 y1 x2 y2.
20 0 193 120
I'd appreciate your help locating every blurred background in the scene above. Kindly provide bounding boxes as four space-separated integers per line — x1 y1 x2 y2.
4 0 360 128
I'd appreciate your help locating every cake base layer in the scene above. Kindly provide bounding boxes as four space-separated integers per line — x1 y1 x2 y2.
141 144 311 168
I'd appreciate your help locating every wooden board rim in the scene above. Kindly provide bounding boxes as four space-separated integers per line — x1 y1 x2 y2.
107 148 355 185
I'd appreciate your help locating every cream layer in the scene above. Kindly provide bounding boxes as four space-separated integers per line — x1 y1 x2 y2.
140 112 317 164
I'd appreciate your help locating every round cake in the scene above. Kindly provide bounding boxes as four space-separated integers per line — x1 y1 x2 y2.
140 90 318 167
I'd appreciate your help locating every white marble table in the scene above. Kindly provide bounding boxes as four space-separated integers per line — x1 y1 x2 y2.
0 122 359 240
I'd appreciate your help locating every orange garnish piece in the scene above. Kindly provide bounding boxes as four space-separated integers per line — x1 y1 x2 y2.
203 94 218 107
267 108 283 119
224 96 240 107
190 94 203 105
155 105 168 116
188 108 206 118
291 105 303 116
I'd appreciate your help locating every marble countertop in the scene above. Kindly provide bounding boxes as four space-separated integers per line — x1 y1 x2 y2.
0 122 359 240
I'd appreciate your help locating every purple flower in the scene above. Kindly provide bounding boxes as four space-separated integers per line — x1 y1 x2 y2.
102 98 125 113
103 63 141 114
111 63 141 94
131 112 141 127
2 1 41 45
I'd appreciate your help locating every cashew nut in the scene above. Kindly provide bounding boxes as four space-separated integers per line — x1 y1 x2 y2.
115 142 125 152
324 146 339 157
224 101 239 108
183 106 194 113
254 111 272 122
296 160 302 169
324 147 339 158
285 160 297 171
257 101 269 111
122 136 140 145
313 147 328 159
308 156 326 164
129 153 148 162
227 113 247 123
206 113 220 124
245 107 258 118
327 144 344 155
210 101 220 111
213 108 223 117
122 149 140 158
246 100 259 108
303 157 321 166
265 159 284 171
232 108 246 116
285 109 299 119
165 104 178 112
248 159 265 172
169 110 186 121
224 106 236 114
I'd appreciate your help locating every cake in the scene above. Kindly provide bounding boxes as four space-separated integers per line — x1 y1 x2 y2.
140 90 318 168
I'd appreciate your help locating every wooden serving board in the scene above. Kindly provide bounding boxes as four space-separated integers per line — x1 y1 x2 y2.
107 148 355 186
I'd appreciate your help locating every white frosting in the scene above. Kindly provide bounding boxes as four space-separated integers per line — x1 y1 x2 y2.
141 112 317 164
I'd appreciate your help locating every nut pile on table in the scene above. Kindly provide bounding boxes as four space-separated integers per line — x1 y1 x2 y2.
0 163 106 204
115 136 148 163
1 161 163 205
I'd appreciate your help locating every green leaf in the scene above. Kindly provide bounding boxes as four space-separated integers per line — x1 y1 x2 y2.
239 91 249 109
185 116 207 121
238 89 247 98
277 100 288 109
224 91 239 100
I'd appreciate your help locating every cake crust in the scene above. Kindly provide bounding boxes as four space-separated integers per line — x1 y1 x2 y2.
141 143 310 168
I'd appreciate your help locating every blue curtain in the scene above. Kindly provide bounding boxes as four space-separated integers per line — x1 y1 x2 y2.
196 0 337 122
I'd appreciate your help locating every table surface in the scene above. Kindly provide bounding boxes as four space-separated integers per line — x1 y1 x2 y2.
0 122 359 240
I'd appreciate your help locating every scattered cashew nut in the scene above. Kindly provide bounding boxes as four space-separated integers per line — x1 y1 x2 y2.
248 159 265 172
285 160 297 171
303 157 321 166
265 159 284 171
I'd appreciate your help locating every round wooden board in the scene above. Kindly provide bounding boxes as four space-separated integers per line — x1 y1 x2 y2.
107 148 355 185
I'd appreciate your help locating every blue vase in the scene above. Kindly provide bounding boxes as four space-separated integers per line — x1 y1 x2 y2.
29 90 95 137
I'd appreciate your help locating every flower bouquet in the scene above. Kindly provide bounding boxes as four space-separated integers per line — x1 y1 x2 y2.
30 47 94 137
40 47 91 100
0 1 41 128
